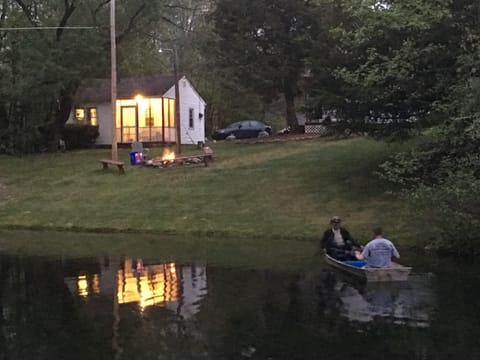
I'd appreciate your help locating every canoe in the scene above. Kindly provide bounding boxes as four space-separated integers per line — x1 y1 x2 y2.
324 253 412 282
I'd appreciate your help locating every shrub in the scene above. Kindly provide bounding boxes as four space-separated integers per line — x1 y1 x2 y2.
408 171 480 254
62 124 99 149
378 114 480 254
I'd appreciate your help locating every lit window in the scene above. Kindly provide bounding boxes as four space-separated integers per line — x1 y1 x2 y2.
168 99 175 127
189 108 194 129
75 108 85 121
88 108 97 125
145 106 154 127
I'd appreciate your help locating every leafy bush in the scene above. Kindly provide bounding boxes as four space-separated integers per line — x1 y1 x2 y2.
407 171 480 254
378 114 480 254
0 123 45 155
323 120 414 140
62 124 99 149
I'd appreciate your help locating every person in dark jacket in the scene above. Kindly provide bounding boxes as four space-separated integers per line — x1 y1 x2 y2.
321 216 358 260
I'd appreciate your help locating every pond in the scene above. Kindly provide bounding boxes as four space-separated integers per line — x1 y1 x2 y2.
0 247 479 359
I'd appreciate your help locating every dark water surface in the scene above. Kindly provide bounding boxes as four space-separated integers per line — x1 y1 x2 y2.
0 250 479 360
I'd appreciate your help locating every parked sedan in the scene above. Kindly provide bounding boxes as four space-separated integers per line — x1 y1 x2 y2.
212 120 272 140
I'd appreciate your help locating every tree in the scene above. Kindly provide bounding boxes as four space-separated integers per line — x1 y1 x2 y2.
0 0 106 153
210 0 319 130
0 0 188 154
307 0 464 128
369 0 480 253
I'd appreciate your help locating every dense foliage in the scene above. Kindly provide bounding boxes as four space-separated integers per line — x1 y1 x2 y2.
210 0 319 130
378 114 480 253
0 0 107 154
0 0 188 155
62 124 99 149
306 0 474 127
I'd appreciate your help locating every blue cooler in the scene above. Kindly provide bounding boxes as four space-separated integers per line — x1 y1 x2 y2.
129 151 143 165
345 260 367 268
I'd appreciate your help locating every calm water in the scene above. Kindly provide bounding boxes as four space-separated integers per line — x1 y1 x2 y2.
0 251 479 359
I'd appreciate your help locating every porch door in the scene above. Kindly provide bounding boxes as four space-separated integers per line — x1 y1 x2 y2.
121 106 138 143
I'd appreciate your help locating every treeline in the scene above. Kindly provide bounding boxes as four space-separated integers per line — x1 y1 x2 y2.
1 0 478 251
1 1 477 149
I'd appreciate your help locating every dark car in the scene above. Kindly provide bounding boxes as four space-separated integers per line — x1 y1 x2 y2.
212 120 272 140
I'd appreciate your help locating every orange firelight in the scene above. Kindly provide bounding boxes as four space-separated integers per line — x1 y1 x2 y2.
161 148 176 161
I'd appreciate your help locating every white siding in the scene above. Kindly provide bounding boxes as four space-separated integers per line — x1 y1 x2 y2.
96 103 113 145
67 103 112 145
163 77 206 145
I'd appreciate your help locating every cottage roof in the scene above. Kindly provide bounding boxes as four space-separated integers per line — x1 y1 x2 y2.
75 74 176 103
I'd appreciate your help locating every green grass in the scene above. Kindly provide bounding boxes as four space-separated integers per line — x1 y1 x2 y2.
0 137 412 248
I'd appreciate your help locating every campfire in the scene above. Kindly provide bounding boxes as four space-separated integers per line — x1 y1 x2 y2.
145 147 212 169
161 148 176 162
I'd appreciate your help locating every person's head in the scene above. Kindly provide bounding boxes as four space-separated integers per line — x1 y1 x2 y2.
330 216 341 229
372 226 383 237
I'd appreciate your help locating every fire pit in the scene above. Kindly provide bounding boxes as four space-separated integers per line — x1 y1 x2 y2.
146 148 211 168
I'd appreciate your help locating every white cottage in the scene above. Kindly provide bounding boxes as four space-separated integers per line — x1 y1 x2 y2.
67 74 206 145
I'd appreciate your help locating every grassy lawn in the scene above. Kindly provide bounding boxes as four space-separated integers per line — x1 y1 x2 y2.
0 137 412 249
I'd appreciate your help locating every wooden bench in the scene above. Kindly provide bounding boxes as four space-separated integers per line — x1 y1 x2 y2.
99 159 125 174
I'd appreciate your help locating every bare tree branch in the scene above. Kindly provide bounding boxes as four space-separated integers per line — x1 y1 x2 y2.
0 0 7 41
93 0 110 20
56 0 77 41
14 0 36 26
116 3 146 43
163 4 199 11
14 0 48 41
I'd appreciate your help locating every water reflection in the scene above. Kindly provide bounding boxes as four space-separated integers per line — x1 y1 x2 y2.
1 252 480 359
320 273 434 327
64 258 207 319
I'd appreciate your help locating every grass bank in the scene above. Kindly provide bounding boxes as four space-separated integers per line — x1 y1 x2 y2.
0 137 412 246
0 229 317 271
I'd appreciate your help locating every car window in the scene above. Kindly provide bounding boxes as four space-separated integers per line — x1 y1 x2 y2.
250 121 264 129
228 122 241 129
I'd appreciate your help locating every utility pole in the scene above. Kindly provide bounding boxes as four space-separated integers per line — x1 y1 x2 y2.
110 0 118 161
173 46 182 154
158 46 181 153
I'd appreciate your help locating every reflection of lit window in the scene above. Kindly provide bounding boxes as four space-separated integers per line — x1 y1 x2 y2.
75 108 85 121
78 275 88 297
92 274 100 294
117 260 178 310
88 107 97 125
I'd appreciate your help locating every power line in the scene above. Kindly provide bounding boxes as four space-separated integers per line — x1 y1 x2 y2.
1 26 98 31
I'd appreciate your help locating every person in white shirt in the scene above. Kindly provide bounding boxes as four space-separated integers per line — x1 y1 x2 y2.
355 226 400 268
